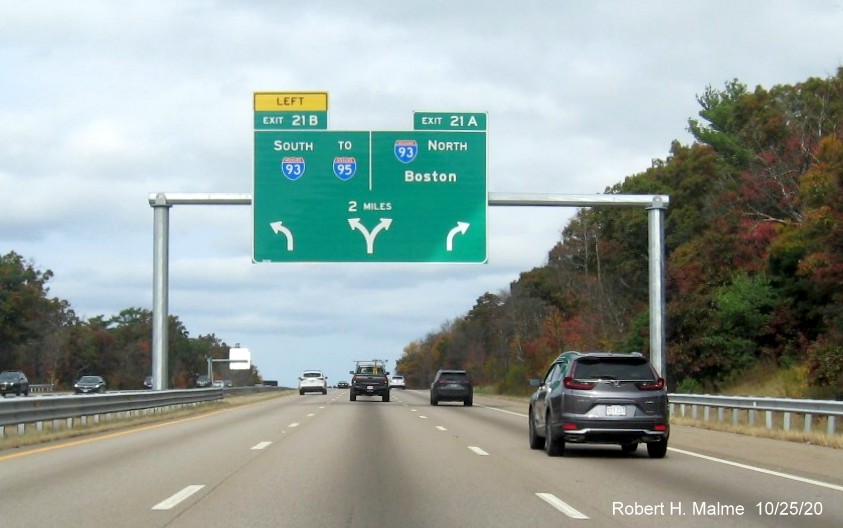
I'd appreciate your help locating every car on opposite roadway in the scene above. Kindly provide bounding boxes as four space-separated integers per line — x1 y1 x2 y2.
336 380 350 389
0 370 29 397
143 376 153 389
74 375 107 394
528 351 669 458
299 370 328 395
430 369 473 406
389 375 406 389
195 375 212 388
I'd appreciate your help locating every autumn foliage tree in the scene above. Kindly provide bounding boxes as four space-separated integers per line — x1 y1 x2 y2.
0 251 262 389
398 68 843 397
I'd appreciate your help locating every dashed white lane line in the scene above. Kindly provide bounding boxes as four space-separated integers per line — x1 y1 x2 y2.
419 415 428 419
288 422 300 428
307 413 315 417
536 493 589 519
436 426 447 431
152 485 205 511
251 441 272 450
468 446 489 456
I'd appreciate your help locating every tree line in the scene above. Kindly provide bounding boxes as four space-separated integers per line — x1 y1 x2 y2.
0 251 261 389
397 69 843 398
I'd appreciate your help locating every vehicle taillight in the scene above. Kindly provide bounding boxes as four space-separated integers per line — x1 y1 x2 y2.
563 377 596 390
654 424 667 431
637 378 665 391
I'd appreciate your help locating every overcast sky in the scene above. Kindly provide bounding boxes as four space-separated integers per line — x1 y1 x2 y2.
2 1 843 388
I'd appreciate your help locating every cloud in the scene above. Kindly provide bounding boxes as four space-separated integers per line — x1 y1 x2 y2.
4 0 843 386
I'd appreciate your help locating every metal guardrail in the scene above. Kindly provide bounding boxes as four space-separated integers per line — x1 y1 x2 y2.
0 385 287 436
0 389 226 435
4 390 839 439
669 393 843 436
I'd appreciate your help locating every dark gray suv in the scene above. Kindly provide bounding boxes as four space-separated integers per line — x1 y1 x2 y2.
430 369 473 406
0 370 30 397
528 351 669 458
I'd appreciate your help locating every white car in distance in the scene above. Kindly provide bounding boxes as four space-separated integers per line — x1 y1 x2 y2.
298 370 328 395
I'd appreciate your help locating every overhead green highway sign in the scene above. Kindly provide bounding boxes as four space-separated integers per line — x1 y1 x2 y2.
253 129 486 262
252 96 487 263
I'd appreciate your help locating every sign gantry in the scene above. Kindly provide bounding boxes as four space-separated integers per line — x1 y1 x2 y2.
149 92 668 391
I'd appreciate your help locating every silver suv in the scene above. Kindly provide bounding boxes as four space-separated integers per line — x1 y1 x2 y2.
298 370 328 395
528 352 669 458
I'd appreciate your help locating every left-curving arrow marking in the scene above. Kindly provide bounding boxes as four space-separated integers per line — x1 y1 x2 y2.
446 222 470 251
270 221 294 251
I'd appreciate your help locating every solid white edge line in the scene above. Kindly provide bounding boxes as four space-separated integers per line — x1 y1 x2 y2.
478 404 526 418
251 441 272 450
152 485 205 511
479 403 843 493
536 492 589 519
669 447 843 492
468 446 489 456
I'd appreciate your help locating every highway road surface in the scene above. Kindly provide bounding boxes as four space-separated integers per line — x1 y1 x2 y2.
1 390 841 527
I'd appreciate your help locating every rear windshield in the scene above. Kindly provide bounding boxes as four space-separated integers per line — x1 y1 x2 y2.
357 366 385 374
571 358 655 381
303 372 323 378
439 372 470 382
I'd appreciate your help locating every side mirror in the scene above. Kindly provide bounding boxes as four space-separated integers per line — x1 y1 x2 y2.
349 371 354 375
528 378 542 387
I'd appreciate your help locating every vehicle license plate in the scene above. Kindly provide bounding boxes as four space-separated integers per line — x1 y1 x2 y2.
367 385 374 391
606 405 627 416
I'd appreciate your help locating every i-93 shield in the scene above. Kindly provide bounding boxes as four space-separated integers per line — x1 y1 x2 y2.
394 139 418 163
281 157 306 180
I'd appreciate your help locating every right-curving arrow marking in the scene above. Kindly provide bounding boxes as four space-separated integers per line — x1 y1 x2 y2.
348 218 393 254
446 222 470 251
269 221 294 251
